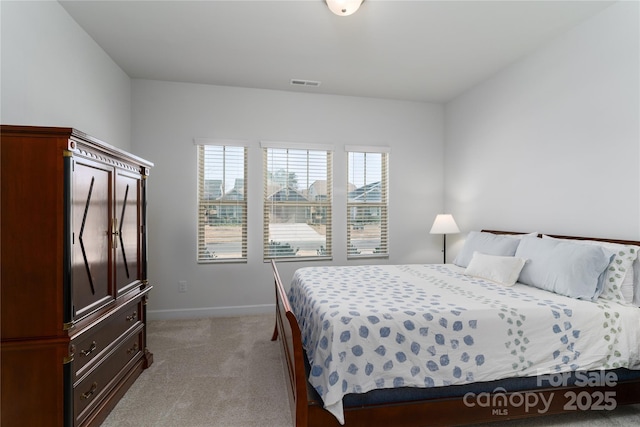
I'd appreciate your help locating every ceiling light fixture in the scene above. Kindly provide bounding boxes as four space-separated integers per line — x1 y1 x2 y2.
326 0 364 17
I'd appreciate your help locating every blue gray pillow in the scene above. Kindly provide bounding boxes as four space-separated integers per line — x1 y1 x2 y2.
515 236 614 301
454 231 521 268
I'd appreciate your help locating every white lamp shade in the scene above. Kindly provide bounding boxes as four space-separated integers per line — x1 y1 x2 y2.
430 214 460 234
326 0 364 16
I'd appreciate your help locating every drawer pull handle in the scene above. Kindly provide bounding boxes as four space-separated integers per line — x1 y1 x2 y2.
127 343 139 355
80 341 97 357
126 311 137 322
81 382 98 400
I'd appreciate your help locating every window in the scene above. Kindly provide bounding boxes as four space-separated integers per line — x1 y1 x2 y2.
346 146 389 258
196 141 248 262
262 142 332 260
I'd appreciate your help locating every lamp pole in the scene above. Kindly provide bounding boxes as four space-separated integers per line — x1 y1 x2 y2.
442 234 447 264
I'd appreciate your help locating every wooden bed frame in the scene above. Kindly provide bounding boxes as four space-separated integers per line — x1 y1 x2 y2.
271 232 640 427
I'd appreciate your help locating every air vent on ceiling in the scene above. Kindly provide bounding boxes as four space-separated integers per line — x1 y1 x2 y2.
290 79 321 87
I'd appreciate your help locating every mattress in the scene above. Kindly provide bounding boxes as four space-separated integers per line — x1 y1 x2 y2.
288 264 640 424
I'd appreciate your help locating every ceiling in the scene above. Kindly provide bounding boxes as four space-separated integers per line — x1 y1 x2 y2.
59 0 615 103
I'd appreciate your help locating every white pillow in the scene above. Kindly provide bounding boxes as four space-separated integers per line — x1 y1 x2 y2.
454 231 522 268
625 267 635 303
542 235 639 305
605 246 637 304
634 258 640 306
464 252 528 286
506 232 539 239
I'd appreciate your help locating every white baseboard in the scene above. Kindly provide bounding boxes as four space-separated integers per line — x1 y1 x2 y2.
147 303 275 321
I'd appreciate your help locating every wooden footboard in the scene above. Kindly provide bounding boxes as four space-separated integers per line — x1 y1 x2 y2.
270 259 640 427
270 260 309 427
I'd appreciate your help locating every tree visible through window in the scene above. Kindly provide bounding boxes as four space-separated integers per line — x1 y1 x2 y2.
197 143 247 262
347 148 388 258
262 142 332 260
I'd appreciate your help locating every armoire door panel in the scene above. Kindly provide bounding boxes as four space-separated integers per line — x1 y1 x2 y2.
72 159 114 320
115 170 142 295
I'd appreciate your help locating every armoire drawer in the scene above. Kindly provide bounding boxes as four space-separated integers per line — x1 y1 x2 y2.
73 328 143 426
72 297 143 380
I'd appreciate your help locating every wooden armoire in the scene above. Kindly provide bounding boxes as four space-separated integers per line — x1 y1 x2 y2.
1 125 154 427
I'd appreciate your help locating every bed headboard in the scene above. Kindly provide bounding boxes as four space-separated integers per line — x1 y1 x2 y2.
481 230 640 247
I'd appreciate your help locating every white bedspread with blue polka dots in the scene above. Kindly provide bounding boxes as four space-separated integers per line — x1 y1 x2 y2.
288 264 640 424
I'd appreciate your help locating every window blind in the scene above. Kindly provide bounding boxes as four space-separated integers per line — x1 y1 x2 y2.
197 144 248 262
262 144 332 260
347 150 388 258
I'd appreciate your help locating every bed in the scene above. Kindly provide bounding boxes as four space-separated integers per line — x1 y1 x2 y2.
271 231 640 427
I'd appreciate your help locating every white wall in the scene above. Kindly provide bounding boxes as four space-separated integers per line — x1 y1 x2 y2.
445 0 639 256
0 0 132 149
5 0 637 320
131 80 444 319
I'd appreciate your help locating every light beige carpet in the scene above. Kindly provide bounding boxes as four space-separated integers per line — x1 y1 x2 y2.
101 315 292 427
102 314 640 427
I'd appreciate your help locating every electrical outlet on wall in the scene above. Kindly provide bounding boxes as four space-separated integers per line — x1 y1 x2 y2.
178 280 187 293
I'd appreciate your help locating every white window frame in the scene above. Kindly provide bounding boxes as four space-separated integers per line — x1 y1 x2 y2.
195 138 248 263
262 141 333 261
346 145 389 259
